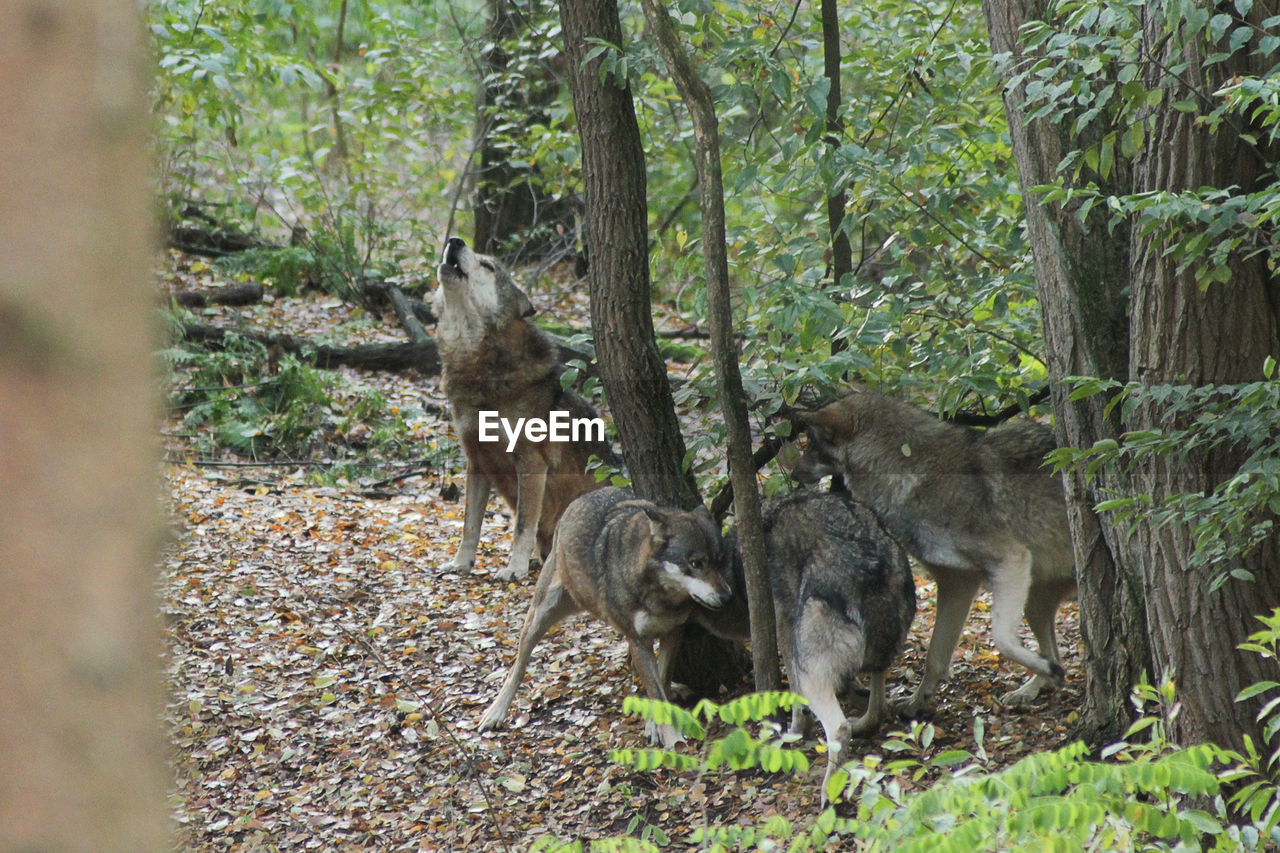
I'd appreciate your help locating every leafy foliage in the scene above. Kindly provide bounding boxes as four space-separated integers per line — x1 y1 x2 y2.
1049 369 1280 587
1223 609 1280 842
162 325 430 474
1009 0 1280 291
151 0 477 286
570 677 1280 851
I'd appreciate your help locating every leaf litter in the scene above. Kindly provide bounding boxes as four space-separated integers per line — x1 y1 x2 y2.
161 253 1083 850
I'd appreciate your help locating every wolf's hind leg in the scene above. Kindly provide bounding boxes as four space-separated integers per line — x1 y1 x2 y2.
843 670 888 737
989 547 1064 682
895 566 980 717
478 557 579 731
793 658 850 805
1000 581 1066 705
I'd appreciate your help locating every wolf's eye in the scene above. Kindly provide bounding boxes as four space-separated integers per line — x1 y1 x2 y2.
479 260 495 272
689 558 704 570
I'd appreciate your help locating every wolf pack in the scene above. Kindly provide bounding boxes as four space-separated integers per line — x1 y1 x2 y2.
433 237 1075 797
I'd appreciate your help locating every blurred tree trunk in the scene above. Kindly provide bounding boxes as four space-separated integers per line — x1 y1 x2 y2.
0 0 167 849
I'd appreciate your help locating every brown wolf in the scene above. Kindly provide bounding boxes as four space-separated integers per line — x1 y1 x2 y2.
434 236 612 581
477 487 731 748
793 386 1076 714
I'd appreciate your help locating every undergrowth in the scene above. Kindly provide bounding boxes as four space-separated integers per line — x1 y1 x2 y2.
529 621 1280 851
161 327 439 482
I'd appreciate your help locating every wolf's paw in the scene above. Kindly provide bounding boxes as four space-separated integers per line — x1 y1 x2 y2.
841 713 882 739
646 720 685 750
999 674 1052 707
439 553 474 573
891 693 933 719
494 563 530 583
477 703 507 732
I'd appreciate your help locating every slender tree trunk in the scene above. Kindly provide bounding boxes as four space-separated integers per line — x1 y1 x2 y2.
981 0 1149 744
821 0 853 319
0 0 167 848
558 0 700 511
638 0 781 693
1124 3 1280 751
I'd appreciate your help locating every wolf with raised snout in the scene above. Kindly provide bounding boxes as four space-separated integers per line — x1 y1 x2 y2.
434 236 612 581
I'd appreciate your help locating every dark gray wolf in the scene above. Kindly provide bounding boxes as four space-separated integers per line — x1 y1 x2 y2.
793 386 1076 715
697 491 915 793
477 487 731 748
434 236 611 581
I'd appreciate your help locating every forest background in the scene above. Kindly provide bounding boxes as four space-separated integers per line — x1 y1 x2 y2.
3 0 1280 849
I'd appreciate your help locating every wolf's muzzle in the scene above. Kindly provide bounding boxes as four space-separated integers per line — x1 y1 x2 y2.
442 235 467 276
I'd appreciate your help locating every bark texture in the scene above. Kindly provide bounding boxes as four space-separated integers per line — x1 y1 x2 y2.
0 0 168 847
560 0 748 696
1123 3 1280 750
473 0 576 257
984 0 1280 749
558 0 700 511
982 0 1150 745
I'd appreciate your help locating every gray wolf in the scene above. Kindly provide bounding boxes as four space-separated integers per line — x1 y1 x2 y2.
434 236 612 581
793 386 1076 715
696 490 915 793
477 487 731 748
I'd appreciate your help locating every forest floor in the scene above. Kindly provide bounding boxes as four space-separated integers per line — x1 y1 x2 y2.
159 251 1084 851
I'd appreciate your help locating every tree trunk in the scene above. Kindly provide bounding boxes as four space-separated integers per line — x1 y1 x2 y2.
0 0 167 848
559 0 745 696
821 0 853 322
1124 4 1280 751
638 0 782 694
982 0 1150 745
985 0 1280 750
558 0 700 511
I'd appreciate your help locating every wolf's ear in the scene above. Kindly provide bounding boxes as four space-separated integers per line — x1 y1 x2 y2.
797 406 839 446
515 288 535 319
690 504 721 546
638 504 671 541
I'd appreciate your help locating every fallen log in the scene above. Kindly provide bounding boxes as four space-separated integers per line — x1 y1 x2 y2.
176 322 597 379
177 323 442 374
171 281 265 309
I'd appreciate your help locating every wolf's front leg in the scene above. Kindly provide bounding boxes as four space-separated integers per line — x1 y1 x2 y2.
498 461 547 582
629 636 683 749
894 566 980 717
441 465 490 572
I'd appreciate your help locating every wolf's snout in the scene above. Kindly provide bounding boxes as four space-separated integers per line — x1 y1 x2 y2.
696 580 732 610
442 236 467 274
